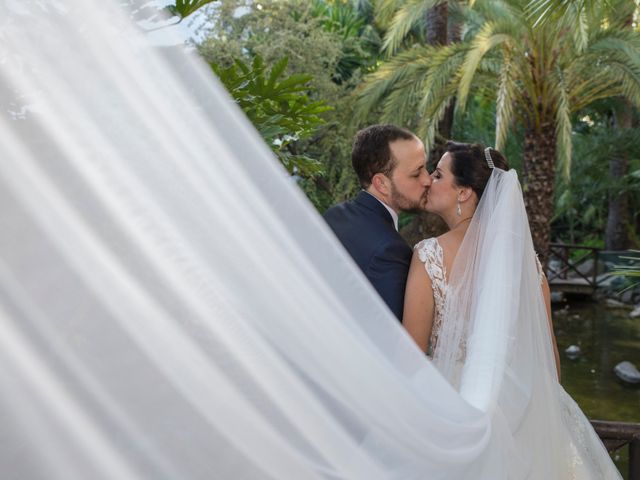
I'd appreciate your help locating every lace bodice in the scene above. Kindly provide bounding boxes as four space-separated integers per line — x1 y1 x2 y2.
414 238 447 354
414 237 545 355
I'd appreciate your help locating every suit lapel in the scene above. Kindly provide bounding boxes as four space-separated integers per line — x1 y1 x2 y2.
354 191 395 228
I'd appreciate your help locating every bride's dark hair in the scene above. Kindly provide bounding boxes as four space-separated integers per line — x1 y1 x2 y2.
444 141 509 200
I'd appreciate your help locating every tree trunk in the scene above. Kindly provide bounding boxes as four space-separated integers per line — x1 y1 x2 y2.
636 112 640 245
523 121 556 266
401 2 452 243
426 2 454 143
605 104 631 251
426 3 448 46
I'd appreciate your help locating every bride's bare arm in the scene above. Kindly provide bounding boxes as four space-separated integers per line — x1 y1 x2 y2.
541 277 561 381
403 252 435 353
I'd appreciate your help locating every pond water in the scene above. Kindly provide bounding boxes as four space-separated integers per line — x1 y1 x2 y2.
553 298 640 478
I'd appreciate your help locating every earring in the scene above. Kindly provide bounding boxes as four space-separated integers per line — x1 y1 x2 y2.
456 201 462 216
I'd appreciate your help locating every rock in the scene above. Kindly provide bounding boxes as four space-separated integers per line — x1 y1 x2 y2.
596 274 625 289
621 289 634 304
548 259 562 277
631 305 640 319
606 298 628 308
614 361 640 384
575 259 595 277
565 345 581 359
567 258 608 279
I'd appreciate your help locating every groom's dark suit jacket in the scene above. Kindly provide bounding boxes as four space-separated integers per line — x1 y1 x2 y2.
323 191 413 322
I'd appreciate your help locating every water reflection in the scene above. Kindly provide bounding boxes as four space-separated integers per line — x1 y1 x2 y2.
555 299 640 421
555 299 639 478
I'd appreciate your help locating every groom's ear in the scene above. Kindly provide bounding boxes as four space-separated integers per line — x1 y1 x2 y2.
371 173 390 195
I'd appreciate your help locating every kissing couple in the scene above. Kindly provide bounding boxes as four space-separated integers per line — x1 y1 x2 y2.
324 124 620 478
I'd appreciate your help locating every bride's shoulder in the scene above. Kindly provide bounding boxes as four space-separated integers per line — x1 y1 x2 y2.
413 237 439 263
414 237 438 250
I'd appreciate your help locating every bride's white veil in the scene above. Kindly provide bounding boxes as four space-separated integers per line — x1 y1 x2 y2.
1 1 487 479
0 1 621 479
433 168 621 479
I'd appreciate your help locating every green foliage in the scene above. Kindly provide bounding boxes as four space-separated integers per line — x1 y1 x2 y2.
198 1 344 100
356 0 640 176
552 114 640 245
198 0 384 210
165 0 218 20
375 0 444 55
310 0 381 83
525 0 609 28
612 251 640 278
450 94 524 172
611 250 640 293
212 56 331 176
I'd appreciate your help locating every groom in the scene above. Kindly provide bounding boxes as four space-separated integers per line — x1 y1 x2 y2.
324 124 431 322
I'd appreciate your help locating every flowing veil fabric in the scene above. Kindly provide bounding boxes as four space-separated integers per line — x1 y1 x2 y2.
433 168 622 479
0 1 620 479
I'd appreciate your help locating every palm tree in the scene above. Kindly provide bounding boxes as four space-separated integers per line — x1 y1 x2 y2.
373 0 457 143
355 0 640 261
525 0 639 251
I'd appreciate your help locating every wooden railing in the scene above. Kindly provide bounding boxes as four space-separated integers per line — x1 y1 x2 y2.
548 243 602 294
592 420 640 479
548 243 601 284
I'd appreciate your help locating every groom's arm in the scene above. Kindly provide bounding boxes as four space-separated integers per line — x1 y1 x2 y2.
367 242 412 322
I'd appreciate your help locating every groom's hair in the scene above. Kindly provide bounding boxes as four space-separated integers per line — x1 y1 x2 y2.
445 141 509 200
352 124 415 188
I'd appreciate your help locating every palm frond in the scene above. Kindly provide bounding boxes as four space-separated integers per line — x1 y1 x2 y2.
382 0 443 56
611 252 640 282
566 30 640 109
416 44 472 149
380 73 427 125
601 0 637 30
374 0 405 28
457 22 513 113
495 47 518 151
353 46 432 123
525 0 557 28
360 0 640 189
525 0 602 29
567 69 628 110
553 68 572 179
451 3 485 41
419 92 458 154
422 42 471 99
472 0 522 25
572 7 589 54
587 30 640 64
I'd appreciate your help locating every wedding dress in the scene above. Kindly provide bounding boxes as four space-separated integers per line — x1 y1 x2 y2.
0 0 622 479
416 170 622 479
415 237 544 355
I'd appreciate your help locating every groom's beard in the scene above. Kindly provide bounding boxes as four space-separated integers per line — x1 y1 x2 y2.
390 183 428 214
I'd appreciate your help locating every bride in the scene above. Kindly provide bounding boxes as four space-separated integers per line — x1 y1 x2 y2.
404 142 561 372
404 142 621 479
